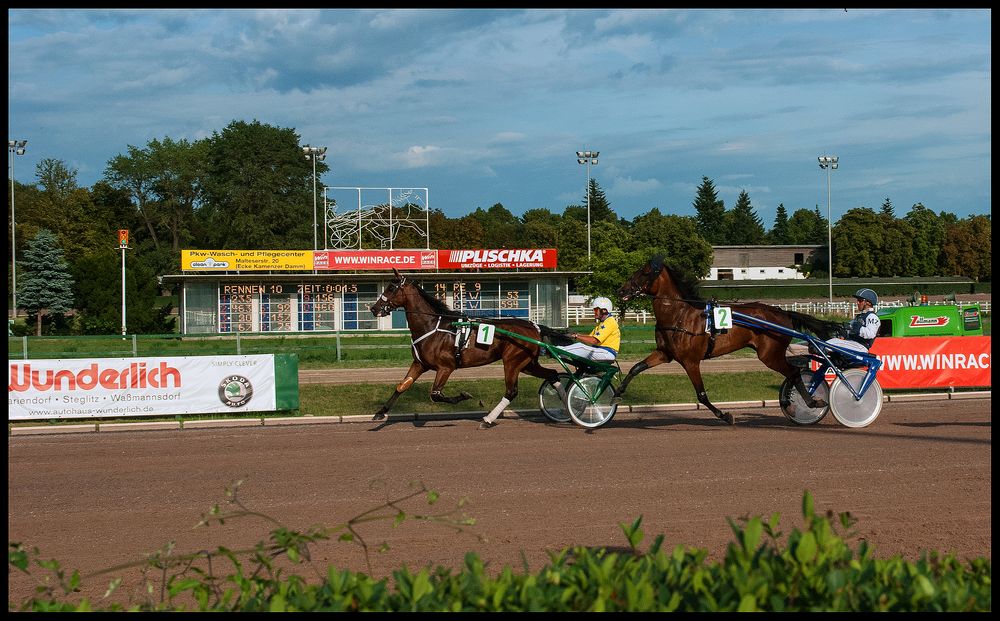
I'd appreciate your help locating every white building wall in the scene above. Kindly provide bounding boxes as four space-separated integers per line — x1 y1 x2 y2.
709 266 808 280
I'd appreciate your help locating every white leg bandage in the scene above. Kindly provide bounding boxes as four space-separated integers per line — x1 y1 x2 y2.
483 397 511 424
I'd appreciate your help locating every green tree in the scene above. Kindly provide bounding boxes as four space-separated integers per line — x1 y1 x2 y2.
940 215 991 281
557 216 588 272
785 208 827 245
105 144 165 250
150 137 209 252
198 120 317 249
879 197 895 219
905 203 945 277
469 203 523 248
583 178 617 224
18 229 75 336
877 216 916 278
874 199 914 278
831 207 882 277
693 176 726 245
767 203 790 245
626 211 712 277
521 208 561 248
724 190 766 245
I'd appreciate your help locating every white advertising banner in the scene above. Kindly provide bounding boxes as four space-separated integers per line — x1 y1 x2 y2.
9 355 277 420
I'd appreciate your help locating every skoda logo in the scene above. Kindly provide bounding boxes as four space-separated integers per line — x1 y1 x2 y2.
218 375 254 408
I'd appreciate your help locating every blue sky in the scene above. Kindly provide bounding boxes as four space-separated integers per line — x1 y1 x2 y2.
7 8 992 227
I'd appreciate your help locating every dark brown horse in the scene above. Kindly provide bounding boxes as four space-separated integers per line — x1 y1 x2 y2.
369 269 569 428
615 257 843 424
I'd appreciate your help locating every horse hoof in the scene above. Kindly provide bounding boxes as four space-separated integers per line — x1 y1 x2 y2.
372 412 386 421
721 412 735 426
479 420 498 430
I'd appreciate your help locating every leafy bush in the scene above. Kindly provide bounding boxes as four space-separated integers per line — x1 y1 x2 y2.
9 489 990 612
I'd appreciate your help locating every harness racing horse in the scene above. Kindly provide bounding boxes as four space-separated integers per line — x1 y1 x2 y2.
369 269 571 428
615 257 844 425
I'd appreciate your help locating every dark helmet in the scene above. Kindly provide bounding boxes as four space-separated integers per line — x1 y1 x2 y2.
854 288 878 307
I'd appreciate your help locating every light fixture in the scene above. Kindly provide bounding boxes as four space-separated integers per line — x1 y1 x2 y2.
575 149 600 261
818 155 839 302
303 145 328 251
9 139 28 319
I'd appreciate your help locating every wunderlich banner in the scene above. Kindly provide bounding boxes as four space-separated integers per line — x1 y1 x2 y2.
9 355 285 420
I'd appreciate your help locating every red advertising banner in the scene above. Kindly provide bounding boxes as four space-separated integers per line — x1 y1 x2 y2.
870 336 991 388
313 250 438 271
812 336 991 389
437 248 558 269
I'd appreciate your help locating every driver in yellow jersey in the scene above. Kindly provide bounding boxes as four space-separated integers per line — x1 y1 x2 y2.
562 297 620 361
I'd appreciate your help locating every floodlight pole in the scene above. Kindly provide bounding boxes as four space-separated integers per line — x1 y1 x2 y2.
575 149 599 262
9 139 27 319
818 155 838 302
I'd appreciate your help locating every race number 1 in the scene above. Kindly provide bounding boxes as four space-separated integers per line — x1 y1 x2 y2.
713 306 733 330
476 323 495 345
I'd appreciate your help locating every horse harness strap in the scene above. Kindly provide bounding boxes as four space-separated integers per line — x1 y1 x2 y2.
410 317 453 365
654 300 729 360
409 316 476 366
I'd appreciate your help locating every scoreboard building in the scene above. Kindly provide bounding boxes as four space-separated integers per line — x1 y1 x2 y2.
161 248 581 334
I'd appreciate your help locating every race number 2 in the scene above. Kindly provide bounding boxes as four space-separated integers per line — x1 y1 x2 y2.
713 306 733 330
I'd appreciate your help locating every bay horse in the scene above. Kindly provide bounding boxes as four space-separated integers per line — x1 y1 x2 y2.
615 257 844 425
369 269 572 428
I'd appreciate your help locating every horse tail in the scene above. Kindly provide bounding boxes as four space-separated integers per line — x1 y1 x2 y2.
786 310 844 340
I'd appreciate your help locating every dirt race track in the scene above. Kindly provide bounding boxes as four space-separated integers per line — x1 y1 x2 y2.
8 397 991 608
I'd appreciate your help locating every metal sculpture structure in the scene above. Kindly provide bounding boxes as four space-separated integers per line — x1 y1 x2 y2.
323 187 430 250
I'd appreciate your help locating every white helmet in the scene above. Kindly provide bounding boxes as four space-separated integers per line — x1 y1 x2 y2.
592 297 613 314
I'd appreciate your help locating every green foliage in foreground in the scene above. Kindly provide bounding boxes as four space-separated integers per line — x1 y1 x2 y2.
9 490 990 612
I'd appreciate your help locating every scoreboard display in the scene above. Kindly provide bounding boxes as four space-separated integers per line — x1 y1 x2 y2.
215 279 530 332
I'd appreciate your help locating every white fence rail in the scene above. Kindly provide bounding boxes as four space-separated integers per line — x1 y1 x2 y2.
571 300 990 325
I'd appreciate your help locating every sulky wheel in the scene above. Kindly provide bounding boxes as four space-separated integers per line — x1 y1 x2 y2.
779 370 830 425
829 369 883 428
538 373 573 423
567 375 619 429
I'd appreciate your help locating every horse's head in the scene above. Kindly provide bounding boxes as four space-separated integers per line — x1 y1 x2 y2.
370 268 410 317
617 257 664 303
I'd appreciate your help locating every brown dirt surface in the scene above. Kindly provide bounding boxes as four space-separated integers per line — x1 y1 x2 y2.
7 397 991 609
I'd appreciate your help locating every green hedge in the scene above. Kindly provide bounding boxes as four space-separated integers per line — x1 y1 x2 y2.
9 491 990 612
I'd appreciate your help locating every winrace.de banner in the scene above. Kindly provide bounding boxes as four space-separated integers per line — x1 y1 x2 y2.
182 250 313 271
870 336 991 389
810 336 990 389
314 249 438 271
437 248 558 269
9 355 278 420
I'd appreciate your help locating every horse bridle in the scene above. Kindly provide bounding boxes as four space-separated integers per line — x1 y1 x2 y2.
371 277 408 317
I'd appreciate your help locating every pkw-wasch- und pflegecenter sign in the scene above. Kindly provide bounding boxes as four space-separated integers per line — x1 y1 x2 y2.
9 354 299 420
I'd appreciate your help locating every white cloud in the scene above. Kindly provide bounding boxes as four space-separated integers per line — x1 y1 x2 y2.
611 176 663 197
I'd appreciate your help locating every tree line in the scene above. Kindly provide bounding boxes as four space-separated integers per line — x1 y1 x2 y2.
8 119 991 335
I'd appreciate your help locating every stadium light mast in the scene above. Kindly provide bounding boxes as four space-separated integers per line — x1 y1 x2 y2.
303 145 328 251
9 139 27 319
575 150 599 262
818 155 839 302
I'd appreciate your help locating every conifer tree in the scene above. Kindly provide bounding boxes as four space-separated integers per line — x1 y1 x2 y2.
769 203 790 244
18 228 75 335
693 176 726 244
725 189 766 245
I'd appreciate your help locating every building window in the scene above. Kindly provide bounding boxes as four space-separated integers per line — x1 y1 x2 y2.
794 253 804 265
717 269 734 280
